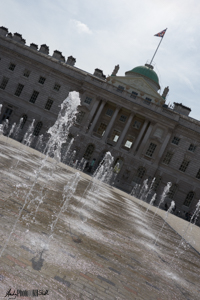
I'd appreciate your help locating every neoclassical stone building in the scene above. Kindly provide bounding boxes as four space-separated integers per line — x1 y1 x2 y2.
0 26 200 222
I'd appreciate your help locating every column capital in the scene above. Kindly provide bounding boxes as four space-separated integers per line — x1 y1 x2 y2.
96 96 107 103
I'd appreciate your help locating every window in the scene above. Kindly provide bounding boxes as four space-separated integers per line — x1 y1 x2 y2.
117 85 124 93
29 91 39 103
33 122 43 136
113 158 123 173
20 114 28 129
145 97 152 102
45 98 53 110
38 76 46 84
84 97 92 104
1 108 13 122
124 136 134 149
146 143 157 157
133 120 141 129
168 184 178 199
133 167 146 184
130 91 138 99
124 139 133 149
111 130 120 142
119 115 127 122
172 136 180 145
97 123 107 136
179 159 190 172
152 176 162 192
188 144 196 152
106 108 113 117
9 63 16 71
163 151 173 165
53 83 61 91
183 191 194 207
23 69 30 78
196 169 200 179
76 111 85 124
83 144 95 160
144 97 152 105
14 84 24 97
0 77 9 90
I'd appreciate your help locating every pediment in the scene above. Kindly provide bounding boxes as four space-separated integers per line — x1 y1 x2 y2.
110 76 162 99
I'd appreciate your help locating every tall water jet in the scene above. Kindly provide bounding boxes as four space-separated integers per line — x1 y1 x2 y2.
79 152 114 222
0 91 80 258
7 122 16 139
46 91 80 161
131 183 141 198
13 117 23 140
145 193 156 215
144 177 155 202
154 200 175 245
152 182 172 221
139 179 149 200
22 119 35 146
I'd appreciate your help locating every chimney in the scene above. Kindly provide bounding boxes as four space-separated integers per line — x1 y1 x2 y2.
52 50 65 62
0 26 8 36
39 44 49 55
66 55 76 66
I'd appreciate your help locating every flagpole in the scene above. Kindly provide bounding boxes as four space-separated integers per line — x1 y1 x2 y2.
150 38 163 65
150 28 167 65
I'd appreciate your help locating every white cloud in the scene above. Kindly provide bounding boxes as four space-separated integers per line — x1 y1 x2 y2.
71 20 92 35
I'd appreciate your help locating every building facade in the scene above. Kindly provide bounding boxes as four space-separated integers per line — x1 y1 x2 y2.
0 26 200 223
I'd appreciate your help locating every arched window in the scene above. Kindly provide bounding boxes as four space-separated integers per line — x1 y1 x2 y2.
152 176 162 192
20 114 28 129
183 191 194 207
113 157 123 173
83 144 95 160
133 166 146 184
33 121 43 136
168 183 178 199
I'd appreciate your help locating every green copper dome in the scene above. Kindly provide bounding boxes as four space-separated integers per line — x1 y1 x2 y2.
125 65 159 85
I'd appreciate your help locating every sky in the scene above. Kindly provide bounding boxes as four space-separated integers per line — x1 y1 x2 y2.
1 0 200 120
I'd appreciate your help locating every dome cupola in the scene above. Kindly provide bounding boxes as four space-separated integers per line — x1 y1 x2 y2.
125 63 160 91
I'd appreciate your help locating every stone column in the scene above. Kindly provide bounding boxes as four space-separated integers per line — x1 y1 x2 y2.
88 100 106 135
135 122 154 156
102 106 120 142
82 99 100 133
131 120 148 153
158 132 172 158
115 113 134 149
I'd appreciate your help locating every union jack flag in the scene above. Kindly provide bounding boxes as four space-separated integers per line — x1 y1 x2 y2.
154 28 167 37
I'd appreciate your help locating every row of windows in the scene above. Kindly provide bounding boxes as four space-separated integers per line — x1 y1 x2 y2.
117 85 139 99
0 78 54 110
162 150 200 178
146 143 200 177
1 69 61 91
172 136 196 152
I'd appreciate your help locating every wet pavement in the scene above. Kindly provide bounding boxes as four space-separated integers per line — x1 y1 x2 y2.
0 136 200 300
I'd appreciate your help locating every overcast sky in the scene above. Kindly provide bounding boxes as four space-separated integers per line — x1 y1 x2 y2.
1 0 200 120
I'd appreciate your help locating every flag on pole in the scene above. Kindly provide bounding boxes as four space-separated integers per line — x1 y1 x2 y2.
154 29 167 38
